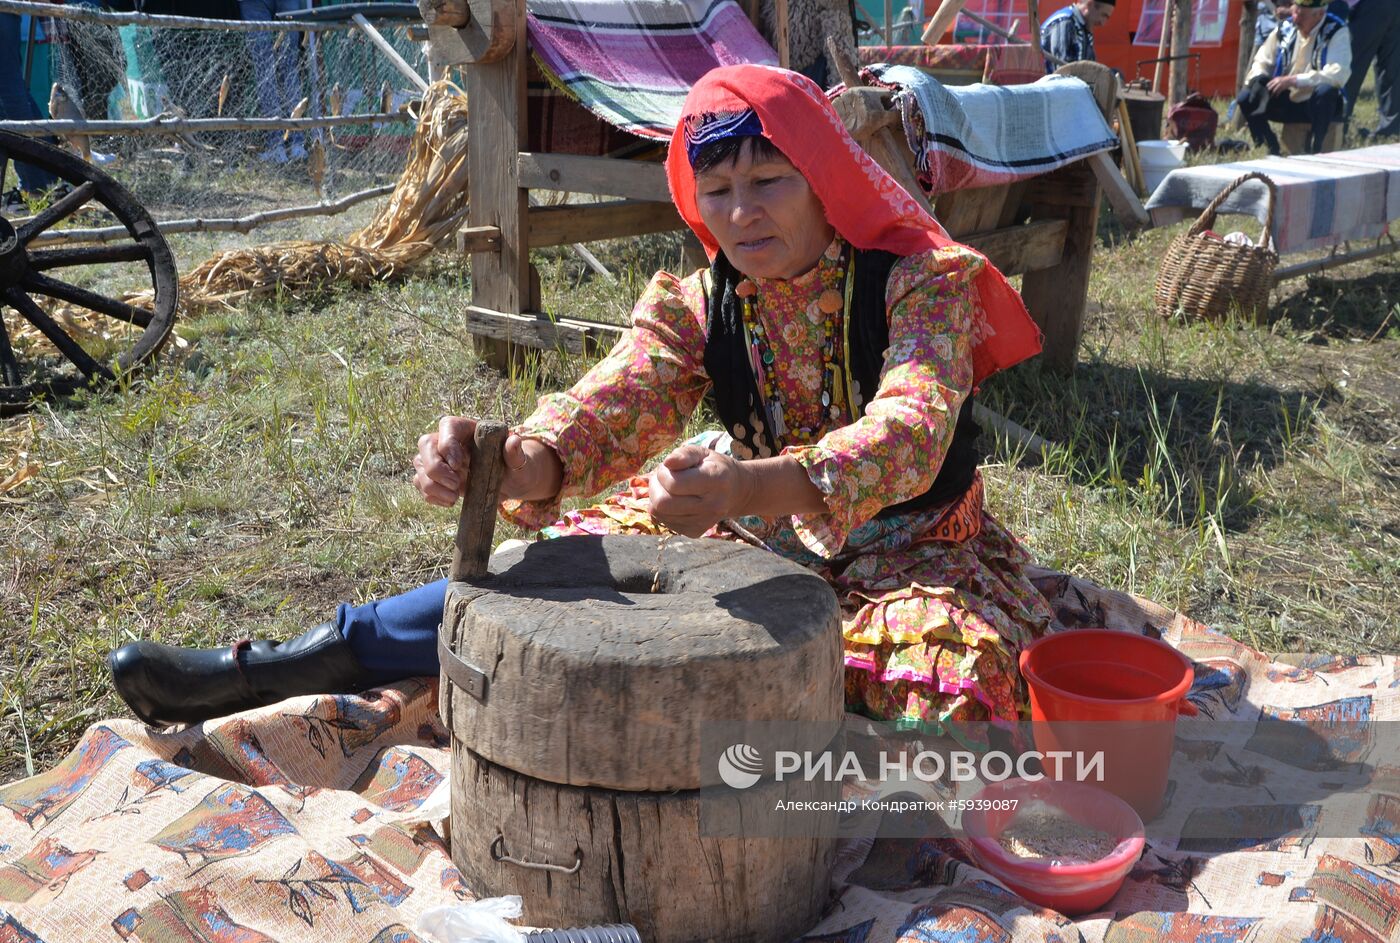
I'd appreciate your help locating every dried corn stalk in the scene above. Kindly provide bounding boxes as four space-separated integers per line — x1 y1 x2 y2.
0 417 41 498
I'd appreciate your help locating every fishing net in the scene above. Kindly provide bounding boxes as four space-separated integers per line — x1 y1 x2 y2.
9 6 474 351
129 81 470 313
35 8 426 221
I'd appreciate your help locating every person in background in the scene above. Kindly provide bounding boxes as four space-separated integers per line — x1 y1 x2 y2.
1343 0 1400 139
1253 0 1294 56
1040 0 1115 72
239 0 307 163
0 10 62 209
41 3 125 131
1236 0 1351 155
894 4 919 45
144 1 245 129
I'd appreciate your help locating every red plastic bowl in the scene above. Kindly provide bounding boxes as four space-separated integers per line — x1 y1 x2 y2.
962 778 1145 915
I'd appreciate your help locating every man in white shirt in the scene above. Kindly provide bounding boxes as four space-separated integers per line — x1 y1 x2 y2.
1235 0 1352 154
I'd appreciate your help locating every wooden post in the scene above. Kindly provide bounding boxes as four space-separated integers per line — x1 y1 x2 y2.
1117 98 1147 196
681 232 709 273
1019 62 1116 374
775 0 790 68
921 0 968 44
1027 0 1042 61
465 0 530 370
1168 0 1194 105
884 0 894 47
1237 0 1259 91
1152 0 1172 95
827 39 935 217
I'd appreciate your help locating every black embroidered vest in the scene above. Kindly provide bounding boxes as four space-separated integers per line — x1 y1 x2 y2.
703 247 980 520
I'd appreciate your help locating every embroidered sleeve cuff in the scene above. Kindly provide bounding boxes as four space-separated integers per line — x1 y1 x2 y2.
782 444 865 558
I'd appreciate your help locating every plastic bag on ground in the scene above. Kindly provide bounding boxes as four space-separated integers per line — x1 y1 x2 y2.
418 897 527 943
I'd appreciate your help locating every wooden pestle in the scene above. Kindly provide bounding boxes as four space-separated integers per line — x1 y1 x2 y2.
451 420 509 581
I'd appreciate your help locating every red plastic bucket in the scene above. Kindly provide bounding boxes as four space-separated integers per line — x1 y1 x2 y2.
1019 630 1196 821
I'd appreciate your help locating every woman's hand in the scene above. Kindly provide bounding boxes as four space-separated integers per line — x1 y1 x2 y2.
647 444 756 537
1267 74 1299 96
413 415 562 508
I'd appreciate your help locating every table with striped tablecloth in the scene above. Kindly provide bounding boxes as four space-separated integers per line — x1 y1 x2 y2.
1144 145 1400 255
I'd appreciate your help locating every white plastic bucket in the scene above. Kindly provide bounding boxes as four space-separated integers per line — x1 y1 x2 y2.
1138 139 1189 196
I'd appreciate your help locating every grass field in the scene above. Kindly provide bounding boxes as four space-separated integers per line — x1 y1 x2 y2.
1 82 1397 784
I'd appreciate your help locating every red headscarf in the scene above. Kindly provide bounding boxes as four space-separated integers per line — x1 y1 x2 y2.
666 64 1043 384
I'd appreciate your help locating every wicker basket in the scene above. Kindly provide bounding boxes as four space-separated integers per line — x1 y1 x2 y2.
1154 171 1279 322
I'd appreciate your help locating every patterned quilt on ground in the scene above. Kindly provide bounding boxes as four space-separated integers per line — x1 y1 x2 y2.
1 572 1396 943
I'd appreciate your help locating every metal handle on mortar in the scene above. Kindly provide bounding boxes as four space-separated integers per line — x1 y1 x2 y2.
490 835 583 875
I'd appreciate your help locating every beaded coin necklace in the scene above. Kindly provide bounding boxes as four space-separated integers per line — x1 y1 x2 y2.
735 246 856 446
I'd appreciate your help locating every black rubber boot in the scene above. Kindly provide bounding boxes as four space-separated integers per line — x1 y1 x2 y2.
107 622 375 728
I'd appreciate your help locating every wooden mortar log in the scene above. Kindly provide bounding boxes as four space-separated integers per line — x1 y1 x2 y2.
440 535 843 791
439 440 844 941
453 746 839 942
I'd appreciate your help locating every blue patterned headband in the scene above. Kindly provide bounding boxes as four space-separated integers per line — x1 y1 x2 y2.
683 109 765 167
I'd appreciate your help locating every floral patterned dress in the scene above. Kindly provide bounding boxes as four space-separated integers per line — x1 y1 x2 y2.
502 237 1053 735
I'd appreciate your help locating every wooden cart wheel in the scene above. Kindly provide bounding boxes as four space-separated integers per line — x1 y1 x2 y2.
0 130 178 415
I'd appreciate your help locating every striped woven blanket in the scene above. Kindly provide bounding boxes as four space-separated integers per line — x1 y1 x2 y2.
1297 144 1400 226
1144 145 1400 256
523 1 1113 196
867 64 1119 196
526 0 777 141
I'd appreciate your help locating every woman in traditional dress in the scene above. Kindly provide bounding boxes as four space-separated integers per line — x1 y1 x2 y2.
109 64 1052 739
